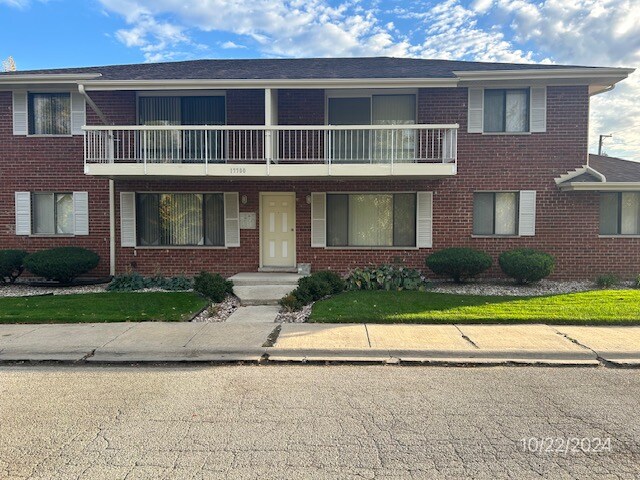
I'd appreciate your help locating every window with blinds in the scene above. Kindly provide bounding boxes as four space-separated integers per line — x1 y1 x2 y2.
136 193 225 246
28 93 71 135
32 192 74 235
473 192 519 235
483 89 530 133
327 94 416 163
138 95 226 162
326 193 416 247
600 192 640 235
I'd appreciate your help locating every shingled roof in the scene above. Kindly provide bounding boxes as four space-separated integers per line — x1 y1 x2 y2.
557 154 640 190
0 57 597 81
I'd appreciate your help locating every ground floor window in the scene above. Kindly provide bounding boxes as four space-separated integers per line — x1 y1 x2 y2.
32 192 74 235
600 192 640 235
473 192 519 235
136 193 224 246
326 193 416 247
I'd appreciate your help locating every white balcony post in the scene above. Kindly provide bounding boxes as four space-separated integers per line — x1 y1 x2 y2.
264 88 273 175
108 129 114 164
204 128 209 175
142 130 147 175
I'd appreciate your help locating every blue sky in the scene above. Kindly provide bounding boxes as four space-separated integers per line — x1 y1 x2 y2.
1 0 639 159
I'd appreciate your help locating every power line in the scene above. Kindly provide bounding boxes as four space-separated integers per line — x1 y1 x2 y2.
610 124 640 135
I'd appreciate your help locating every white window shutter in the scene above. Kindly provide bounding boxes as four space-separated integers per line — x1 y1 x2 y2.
73 192 89 235
70 91 86 135
530 87 547 133
12 91 28 136
120 192 136 247
416 192 433 248
311 193 326 247
467 88 484 133
224 192 240 247
14 192 31 235
518 190 536 236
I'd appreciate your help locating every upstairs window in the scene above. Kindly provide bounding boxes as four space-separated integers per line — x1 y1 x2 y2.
483 89 529 133
473 192 519 235
600 192 640 235
28 93 70 135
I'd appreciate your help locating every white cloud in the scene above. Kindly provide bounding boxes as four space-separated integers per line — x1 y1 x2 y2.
96 0 640 159
221 41 246 49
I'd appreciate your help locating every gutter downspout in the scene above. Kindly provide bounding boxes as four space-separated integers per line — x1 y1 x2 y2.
78 84 116 277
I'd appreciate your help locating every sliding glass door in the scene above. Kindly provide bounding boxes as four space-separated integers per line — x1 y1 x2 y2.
327 94 415 164
139 95 226 163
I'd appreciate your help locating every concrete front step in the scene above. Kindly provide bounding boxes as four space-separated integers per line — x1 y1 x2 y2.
233 285 296 305
226 305 280 323
229 272 303 286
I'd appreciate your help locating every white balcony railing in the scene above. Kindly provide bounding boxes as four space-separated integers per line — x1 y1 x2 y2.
84 124 458 174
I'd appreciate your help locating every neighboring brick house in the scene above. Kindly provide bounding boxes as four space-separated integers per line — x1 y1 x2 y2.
0 57 637 279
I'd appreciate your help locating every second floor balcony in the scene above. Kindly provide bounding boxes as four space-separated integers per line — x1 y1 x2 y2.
83 123 458 178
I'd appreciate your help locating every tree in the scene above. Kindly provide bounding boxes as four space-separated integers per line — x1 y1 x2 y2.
2 56 16 72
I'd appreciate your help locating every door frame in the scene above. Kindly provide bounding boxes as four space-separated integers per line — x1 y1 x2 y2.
259 192 296 268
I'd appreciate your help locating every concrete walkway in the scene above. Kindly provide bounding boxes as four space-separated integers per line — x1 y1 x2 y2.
1 322 639 366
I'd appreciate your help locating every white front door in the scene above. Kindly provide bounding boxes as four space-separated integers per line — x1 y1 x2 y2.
261 193 296 267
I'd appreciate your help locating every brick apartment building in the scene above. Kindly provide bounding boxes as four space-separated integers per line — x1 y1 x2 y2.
0 57 637 279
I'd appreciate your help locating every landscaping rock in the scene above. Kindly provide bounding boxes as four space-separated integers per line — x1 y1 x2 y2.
191 295 240 322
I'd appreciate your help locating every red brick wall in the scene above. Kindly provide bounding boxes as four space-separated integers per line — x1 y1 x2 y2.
2 86 639 280
0 91 120 277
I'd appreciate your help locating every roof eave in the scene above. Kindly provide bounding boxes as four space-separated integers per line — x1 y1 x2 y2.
79 77 459 91
558 182 640 192
0 73 102 85
453 67 635 81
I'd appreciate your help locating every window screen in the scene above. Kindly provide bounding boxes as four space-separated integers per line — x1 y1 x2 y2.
483 89 530 133
473 192 519 235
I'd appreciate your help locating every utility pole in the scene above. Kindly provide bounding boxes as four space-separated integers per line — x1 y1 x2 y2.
598 134 612 155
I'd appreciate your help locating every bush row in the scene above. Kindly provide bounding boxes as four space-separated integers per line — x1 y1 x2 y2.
0 247 99 284
107 272 193 292
426 247 555 284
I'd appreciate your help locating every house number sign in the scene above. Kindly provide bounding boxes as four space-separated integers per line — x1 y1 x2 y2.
240 212 257 229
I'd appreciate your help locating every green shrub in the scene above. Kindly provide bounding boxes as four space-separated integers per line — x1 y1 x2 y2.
279 271 345 311
596 274 619 289
193 271 233 302
0 249 28 284
296 275 333 303
311 270 345 294
425 248 492 283
108 272 146 291
347 265 425 291
24 247 100 284
108 273 193 292
635 274 640 288
279 293 306 312
498 248 555 284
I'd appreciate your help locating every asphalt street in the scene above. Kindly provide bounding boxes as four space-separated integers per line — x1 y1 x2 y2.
1 365 639 479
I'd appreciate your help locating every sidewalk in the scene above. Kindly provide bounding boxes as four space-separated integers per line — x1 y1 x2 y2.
0 322 639 366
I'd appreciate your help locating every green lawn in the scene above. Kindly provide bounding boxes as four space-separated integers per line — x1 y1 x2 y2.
310 290 640 324
0 292 208 323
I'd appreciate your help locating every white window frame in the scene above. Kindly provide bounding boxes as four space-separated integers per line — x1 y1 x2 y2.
130 191 233 249
482 88 531 135
26 90 73 137
30 192 75 237
323 190 420 250
598 191 640 237
472 190 521 237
